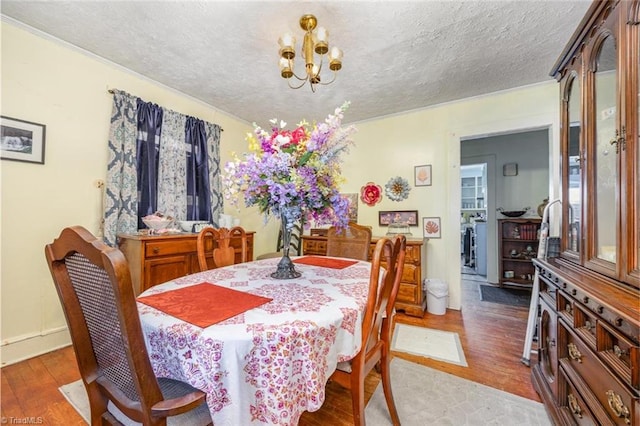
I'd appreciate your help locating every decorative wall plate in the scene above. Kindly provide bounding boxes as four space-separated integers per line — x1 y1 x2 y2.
385 176 411 202
360 182 383 206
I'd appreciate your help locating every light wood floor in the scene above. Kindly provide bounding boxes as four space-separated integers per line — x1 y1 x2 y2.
1 277 539 425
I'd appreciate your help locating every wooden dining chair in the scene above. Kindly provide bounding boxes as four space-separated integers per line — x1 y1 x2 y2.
196 226 247 271
45 226 212 426
326 222 372 261
330 235 406 426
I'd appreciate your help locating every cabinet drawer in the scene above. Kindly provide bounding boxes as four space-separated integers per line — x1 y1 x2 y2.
560 368 601 426
557 290 573 325
303 240 327 255
397 282 418 304
400 263 419 285
561 323 636 425
573 302 597 347
404 244 421 263
598 320 639 391
145 240 196 257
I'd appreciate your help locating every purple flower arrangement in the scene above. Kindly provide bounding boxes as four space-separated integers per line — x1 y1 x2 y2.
223 102 357 229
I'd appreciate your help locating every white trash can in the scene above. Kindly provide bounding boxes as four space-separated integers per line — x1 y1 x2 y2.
425 279 448 315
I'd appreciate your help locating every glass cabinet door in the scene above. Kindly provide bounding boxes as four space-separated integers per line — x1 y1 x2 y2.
564 74 582 258
593 34 618 267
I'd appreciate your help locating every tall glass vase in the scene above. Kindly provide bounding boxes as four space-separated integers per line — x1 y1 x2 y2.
271 208 301 279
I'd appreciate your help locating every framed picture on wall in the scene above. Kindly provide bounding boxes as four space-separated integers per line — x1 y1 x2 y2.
414 164 432 186
1 116 46 164
503 162 518 176
422 217 441 238
378 210 419 226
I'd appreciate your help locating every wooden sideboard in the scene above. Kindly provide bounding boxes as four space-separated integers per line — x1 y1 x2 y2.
302 234 426 317
118 232 254 295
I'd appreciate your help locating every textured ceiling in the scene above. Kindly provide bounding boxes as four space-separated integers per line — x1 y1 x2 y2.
1 0 592 126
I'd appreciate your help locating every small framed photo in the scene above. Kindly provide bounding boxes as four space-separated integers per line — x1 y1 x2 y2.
1 116 46 164
503 162 518 176
414 164 432 186
379 210 419 226
422 217 441 239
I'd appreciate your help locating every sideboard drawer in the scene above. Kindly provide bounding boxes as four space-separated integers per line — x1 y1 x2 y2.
145 239 195 257
397 282 418 305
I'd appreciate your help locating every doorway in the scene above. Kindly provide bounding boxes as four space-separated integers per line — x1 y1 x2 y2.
460 129 550 286
460 163 488 278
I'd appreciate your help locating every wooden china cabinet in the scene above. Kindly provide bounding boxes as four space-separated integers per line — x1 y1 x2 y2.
532 1 640 425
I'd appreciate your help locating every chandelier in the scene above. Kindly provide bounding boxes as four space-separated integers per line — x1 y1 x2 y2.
278 14 343 92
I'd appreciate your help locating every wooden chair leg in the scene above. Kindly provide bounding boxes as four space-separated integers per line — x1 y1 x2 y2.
380 354 401 426
350 375 366 426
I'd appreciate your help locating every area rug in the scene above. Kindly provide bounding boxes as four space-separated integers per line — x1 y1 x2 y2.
61 360 550 426
365 358 551 425
480 284 531 307
391 324 468 367
59 380 89 424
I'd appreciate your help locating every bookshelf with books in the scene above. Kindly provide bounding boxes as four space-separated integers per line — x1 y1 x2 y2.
497 218 541 287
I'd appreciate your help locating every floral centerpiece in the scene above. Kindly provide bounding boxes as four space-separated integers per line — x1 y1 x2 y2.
223 102 357 278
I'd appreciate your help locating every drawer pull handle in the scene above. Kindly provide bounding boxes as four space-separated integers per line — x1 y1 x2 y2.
153 247 160 254
606 390 630 424
567 394 582 418
613 345 628 358
568 343 582 362
583 320 594 331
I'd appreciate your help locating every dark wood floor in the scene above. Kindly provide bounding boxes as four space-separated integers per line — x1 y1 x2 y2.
1 277 539 425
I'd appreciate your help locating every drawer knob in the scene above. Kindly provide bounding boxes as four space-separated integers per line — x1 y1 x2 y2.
613 345 628 358
582 296 589 304
597 306 604 314
615 318 623 327
568 343 582 363
153 247 160 254
567 394 582 418
571 289 577 296
606 390 630 424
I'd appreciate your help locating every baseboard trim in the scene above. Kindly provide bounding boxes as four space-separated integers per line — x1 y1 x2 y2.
1 327 71 366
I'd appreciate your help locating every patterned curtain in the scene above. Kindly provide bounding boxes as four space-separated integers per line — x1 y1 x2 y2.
136 100 163 229
103 90 138 247
157 110 187 220
103 91 222 246
205 122 223 226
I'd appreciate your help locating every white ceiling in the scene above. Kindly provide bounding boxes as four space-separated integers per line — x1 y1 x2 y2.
1 0 591 126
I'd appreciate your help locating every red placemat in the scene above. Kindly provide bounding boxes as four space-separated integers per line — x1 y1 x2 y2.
293 256 358 269
138 282 272 328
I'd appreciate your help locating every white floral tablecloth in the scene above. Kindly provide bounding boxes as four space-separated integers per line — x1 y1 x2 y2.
137 257 370 426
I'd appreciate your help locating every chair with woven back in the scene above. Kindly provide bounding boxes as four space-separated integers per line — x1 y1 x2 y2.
196 226 247 271
326 222 372 261
330 235 406 426
45 226 212 425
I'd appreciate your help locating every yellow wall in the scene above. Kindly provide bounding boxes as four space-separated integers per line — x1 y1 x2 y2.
1 19 561 365
0 21 277 365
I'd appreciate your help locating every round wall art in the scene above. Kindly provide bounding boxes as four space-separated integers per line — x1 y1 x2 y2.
360 182 383 206
385 176 411 202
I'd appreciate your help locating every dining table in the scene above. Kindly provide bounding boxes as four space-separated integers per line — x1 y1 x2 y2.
136 255 373 426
